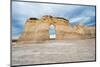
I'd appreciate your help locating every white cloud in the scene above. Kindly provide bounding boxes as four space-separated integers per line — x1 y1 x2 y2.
70 17 90 23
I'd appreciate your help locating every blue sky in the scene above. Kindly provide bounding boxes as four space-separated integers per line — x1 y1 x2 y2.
12 1 96 39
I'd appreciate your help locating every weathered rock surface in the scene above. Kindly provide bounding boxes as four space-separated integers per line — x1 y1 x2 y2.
17 15 95 44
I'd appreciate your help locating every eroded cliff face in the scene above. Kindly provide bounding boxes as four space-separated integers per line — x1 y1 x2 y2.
17 15 95 44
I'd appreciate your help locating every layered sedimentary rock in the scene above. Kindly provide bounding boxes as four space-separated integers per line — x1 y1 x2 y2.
17 15 95 43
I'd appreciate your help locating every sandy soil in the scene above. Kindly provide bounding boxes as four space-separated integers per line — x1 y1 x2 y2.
12 38 96 66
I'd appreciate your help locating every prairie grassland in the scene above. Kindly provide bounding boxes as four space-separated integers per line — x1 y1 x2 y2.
12 38 95 66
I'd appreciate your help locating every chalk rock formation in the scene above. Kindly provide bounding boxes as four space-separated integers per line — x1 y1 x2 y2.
17 15 95 44
74 24 95 38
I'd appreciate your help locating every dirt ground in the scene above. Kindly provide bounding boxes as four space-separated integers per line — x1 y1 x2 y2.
11 38 96 66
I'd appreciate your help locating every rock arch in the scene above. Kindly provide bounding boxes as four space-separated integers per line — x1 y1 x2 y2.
17 15 69 43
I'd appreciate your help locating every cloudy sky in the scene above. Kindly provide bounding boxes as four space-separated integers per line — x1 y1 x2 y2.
12 1 96 39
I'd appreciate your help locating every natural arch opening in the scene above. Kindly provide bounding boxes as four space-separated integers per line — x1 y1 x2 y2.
49 24 56 39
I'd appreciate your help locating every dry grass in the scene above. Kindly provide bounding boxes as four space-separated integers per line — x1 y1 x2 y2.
12 38 95 66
